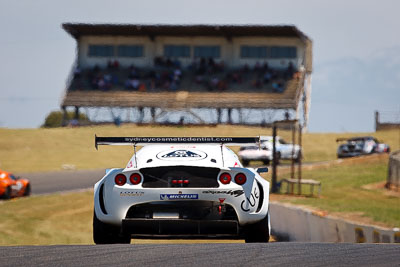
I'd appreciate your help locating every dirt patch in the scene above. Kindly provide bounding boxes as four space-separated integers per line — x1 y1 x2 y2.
362 181 400 197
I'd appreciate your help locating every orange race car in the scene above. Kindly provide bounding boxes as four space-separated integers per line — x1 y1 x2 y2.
0 169 31 199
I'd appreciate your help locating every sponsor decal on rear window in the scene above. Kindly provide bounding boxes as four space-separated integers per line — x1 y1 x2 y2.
160 194 198 200
156 149 207 161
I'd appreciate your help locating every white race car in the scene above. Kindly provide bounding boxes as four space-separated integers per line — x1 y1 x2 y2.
238 145 272 166
93 136 270 244
238 136 301 166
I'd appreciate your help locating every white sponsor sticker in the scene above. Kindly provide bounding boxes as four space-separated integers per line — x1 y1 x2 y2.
156 149 207 161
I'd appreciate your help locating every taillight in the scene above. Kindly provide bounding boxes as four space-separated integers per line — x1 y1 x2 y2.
129 173 142 185
219 173 231 184
115 174 127 186
234 173 247 185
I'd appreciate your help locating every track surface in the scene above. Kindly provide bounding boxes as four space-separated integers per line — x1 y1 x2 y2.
18 155 384 195
18 169 104 194
19 164 295 195
1 243 399 267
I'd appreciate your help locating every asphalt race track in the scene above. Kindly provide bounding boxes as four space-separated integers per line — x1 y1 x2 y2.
18 169 105 194
19 164 296 195
1 243 399 267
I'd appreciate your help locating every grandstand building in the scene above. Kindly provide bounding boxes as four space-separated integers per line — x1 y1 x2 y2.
61 24 312 127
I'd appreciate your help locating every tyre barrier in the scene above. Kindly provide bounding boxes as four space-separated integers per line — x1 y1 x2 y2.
270 201 400 243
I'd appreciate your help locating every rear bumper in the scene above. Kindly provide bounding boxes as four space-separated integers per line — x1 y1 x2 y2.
122 218 239 237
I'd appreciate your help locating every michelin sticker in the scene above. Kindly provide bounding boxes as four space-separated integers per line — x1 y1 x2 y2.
156 149 207 161
160 194 198 200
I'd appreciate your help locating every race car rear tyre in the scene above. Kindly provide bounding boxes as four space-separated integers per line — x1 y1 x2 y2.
2 186 11 200
262 160 270 165
244 213 270 243
93 212 131 244
23 184 31 196
242 160 250 167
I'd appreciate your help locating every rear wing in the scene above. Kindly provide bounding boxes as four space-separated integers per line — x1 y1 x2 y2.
95 136 260 150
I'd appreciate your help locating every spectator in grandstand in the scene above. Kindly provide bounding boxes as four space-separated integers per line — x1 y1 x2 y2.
131 78 140 90
125 77 140 90
272 81 284 93
138 83 147 92
285 62 295 79
166 58 173 67
98 77 107 91
93 64 100 73
231 72 242 84
107 59 120 69
173 59 182 68
263 62 269 71
210 77 219 91
252 78 262 89
107 60 113 69
254 61 261 73
217 79 227 91
129 65 139 79
263 71 272 84
242 64 250 73
73 66 81 79
170 80 178 91
104 74 112 85
174 68 182 82
195 74 204 84
113 60 120 69
154 56 164 66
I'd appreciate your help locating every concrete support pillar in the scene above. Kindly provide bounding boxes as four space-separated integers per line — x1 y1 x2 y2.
61 106 68 127
74 106 79 120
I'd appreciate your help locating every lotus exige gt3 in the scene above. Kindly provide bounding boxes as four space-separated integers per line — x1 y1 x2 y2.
93 136 270 244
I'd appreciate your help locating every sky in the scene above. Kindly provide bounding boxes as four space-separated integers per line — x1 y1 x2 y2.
0 0 399 132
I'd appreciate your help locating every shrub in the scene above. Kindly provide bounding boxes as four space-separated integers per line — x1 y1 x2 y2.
42 110 89 128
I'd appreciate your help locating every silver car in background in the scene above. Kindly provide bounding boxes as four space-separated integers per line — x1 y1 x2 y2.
238 136 302 166
336 136 390 158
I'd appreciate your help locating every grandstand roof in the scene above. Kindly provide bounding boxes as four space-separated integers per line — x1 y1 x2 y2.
62 23 310 41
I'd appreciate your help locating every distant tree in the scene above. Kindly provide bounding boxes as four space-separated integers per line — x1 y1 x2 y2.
42 110 89 128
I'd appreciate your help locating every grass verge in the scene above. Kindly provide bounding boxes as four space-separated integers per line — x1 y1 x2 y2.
0 191 94 245
273 154 400 228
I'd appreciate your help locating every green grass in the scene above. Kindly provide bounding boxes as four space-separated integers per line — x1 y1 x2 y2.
0 125 399 173
275 156 400 228
0 191 94 245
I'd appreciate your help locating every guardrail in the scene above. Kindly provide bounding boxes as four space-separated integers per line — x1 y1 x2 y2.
270 201 400 243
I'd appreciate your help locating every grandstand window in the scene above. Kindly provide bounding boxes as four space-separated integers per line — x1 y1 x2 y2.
240 46 268 58
194 46 220 58
270 46 297 58
163 45 191 58
88 45 114 57
117 45 144 57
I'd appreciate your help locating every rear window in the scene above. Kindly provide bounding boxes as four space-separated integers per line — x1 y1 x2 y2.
140 166 220 188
